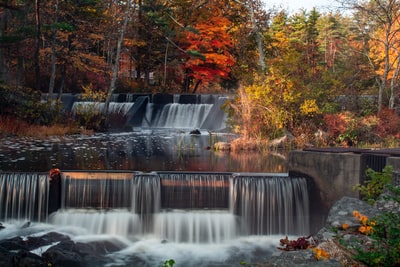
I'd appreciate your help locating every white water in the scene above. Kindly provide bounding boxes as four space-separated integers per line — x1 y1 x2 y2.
0 220 286 266
0 173 48 222
142 103 212 128
71 102 135 115
0 172 311 266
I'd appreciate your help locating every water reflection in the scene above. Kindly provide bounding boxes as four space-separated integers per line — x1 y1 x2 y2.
0 129 288 172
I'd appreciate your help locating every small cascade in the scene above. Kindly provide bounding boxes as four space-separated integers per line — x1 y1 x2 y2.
154 173 234 243
159 172 231 209
142 103 212 129
71 102 135 115
61 172 134 209
50 209 142 236
230 174 309 235
131 173 161 232
153 210 237 243
0 172 49 222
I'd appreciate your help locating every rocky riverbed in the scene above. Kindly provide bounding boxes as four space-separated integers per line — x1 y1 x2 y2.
0 196 393 267
256 196 399 267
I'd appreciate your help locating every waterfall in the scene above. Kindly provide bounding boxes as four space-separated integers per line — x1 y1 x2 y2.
0 172 49 222
153 210 237 243
131 173 161 232
142 103 212 128
61 172 134 209
159 172 230 209
230 175 310 235
71 102 135 116
0 171 311 242
49 210 142 236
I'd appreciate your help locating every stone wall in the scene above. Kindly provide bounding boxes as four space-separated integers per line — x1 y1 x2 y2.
288 150 361 210
387 156 400 186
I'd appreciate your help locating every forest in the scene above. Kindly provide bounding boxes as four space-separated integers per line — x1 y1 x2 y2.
0 0 400 147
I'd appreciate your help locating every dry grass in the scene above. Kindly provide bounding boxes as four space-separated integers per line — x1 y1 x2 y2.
0 116 79 137
230 137 270 152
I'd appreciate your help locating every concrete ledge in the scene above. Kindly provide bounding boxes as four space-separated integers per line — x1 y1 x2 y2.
288 150 361 209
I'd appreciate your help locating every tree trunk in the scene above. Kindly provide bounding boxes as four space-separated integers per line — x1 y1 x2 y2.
163 41 169 90
58 64 66 99
48 0 59 102
34 0 41 90
104 0 132 126
0 1 8 83
192 80 202 94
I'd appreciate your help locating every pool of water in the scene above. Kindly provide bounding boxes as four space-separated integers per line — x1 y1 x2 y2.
0 129 288 173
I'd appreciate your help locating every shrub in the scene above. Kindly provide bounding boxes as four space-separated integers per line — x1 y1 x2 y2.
353 199 400 266
0 85 64 125
353 165 393 205
374 108 400 138
349 166 400 266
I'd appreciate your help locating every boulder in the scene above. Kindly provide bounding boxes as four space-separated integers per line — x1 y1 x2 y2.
268 132 295 149
214 142 231 151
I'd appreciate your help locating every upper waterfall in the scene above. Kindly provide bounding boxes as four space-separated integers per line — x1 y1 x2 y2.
52 93 229 131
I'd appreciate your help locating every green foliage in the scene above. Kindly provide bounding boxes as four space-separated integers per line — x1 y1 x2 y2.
343 166 400 266
161 259 175 267
186 50 206 61
353 165 393 205
353 185 400 266
0 85 63 125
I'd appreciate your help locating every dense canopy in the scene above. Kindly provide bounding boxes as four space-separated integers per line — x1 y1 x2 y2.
1 0 400 144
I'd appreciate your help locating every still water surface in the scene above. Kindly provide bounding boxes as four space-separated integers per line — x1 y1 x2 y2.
0 129 288 172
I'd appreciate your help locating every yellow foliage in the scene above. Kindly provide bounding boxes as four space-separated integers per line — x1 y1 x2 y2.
80 83 107 102
300 99 321 117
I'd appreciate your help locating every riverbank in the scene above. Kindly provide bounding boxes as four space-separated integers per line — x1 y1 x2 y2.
254 196 398 267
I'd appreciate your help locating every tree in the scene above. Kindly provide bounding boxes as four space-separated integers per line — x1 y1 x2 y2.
347 0 400 111
104 0 134 123
182 15 235 93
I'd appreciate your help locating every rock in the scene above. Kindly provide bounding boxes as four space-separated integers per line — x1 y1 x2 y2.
214 142 231 151
12 250 48 267
314 129 329 144
0 246 14 267
189 129 201 135
0 236 26 250
325 196 380 229
43 248 83 267
257 249 340 267
253 196 383 267
268 132 295 149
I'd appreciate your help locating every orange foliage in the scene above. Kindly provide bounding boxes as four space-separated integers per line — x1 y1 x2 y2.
375 108 400 137
312 247 330 260
323 112 352 137
353 210 374 235
183 16 235 90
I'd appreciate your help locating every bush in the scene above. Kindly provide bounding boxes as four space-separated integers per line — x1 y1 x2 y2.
353 165 393 205
375 108 400 138
0 85 64 125
351 166 400 266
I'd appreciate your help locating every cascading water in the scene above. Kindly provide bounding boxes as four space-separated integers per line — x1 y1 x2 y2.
47 172 310 241
71 102 136 116
154 172 235 243
142 103 213 128
0 171 312 266
60 172 134 209
230 174 309 235
0 172 49 222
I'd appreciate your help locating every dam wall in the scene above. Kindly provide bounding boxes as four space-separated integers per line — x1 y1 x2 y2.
288 148 400 210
